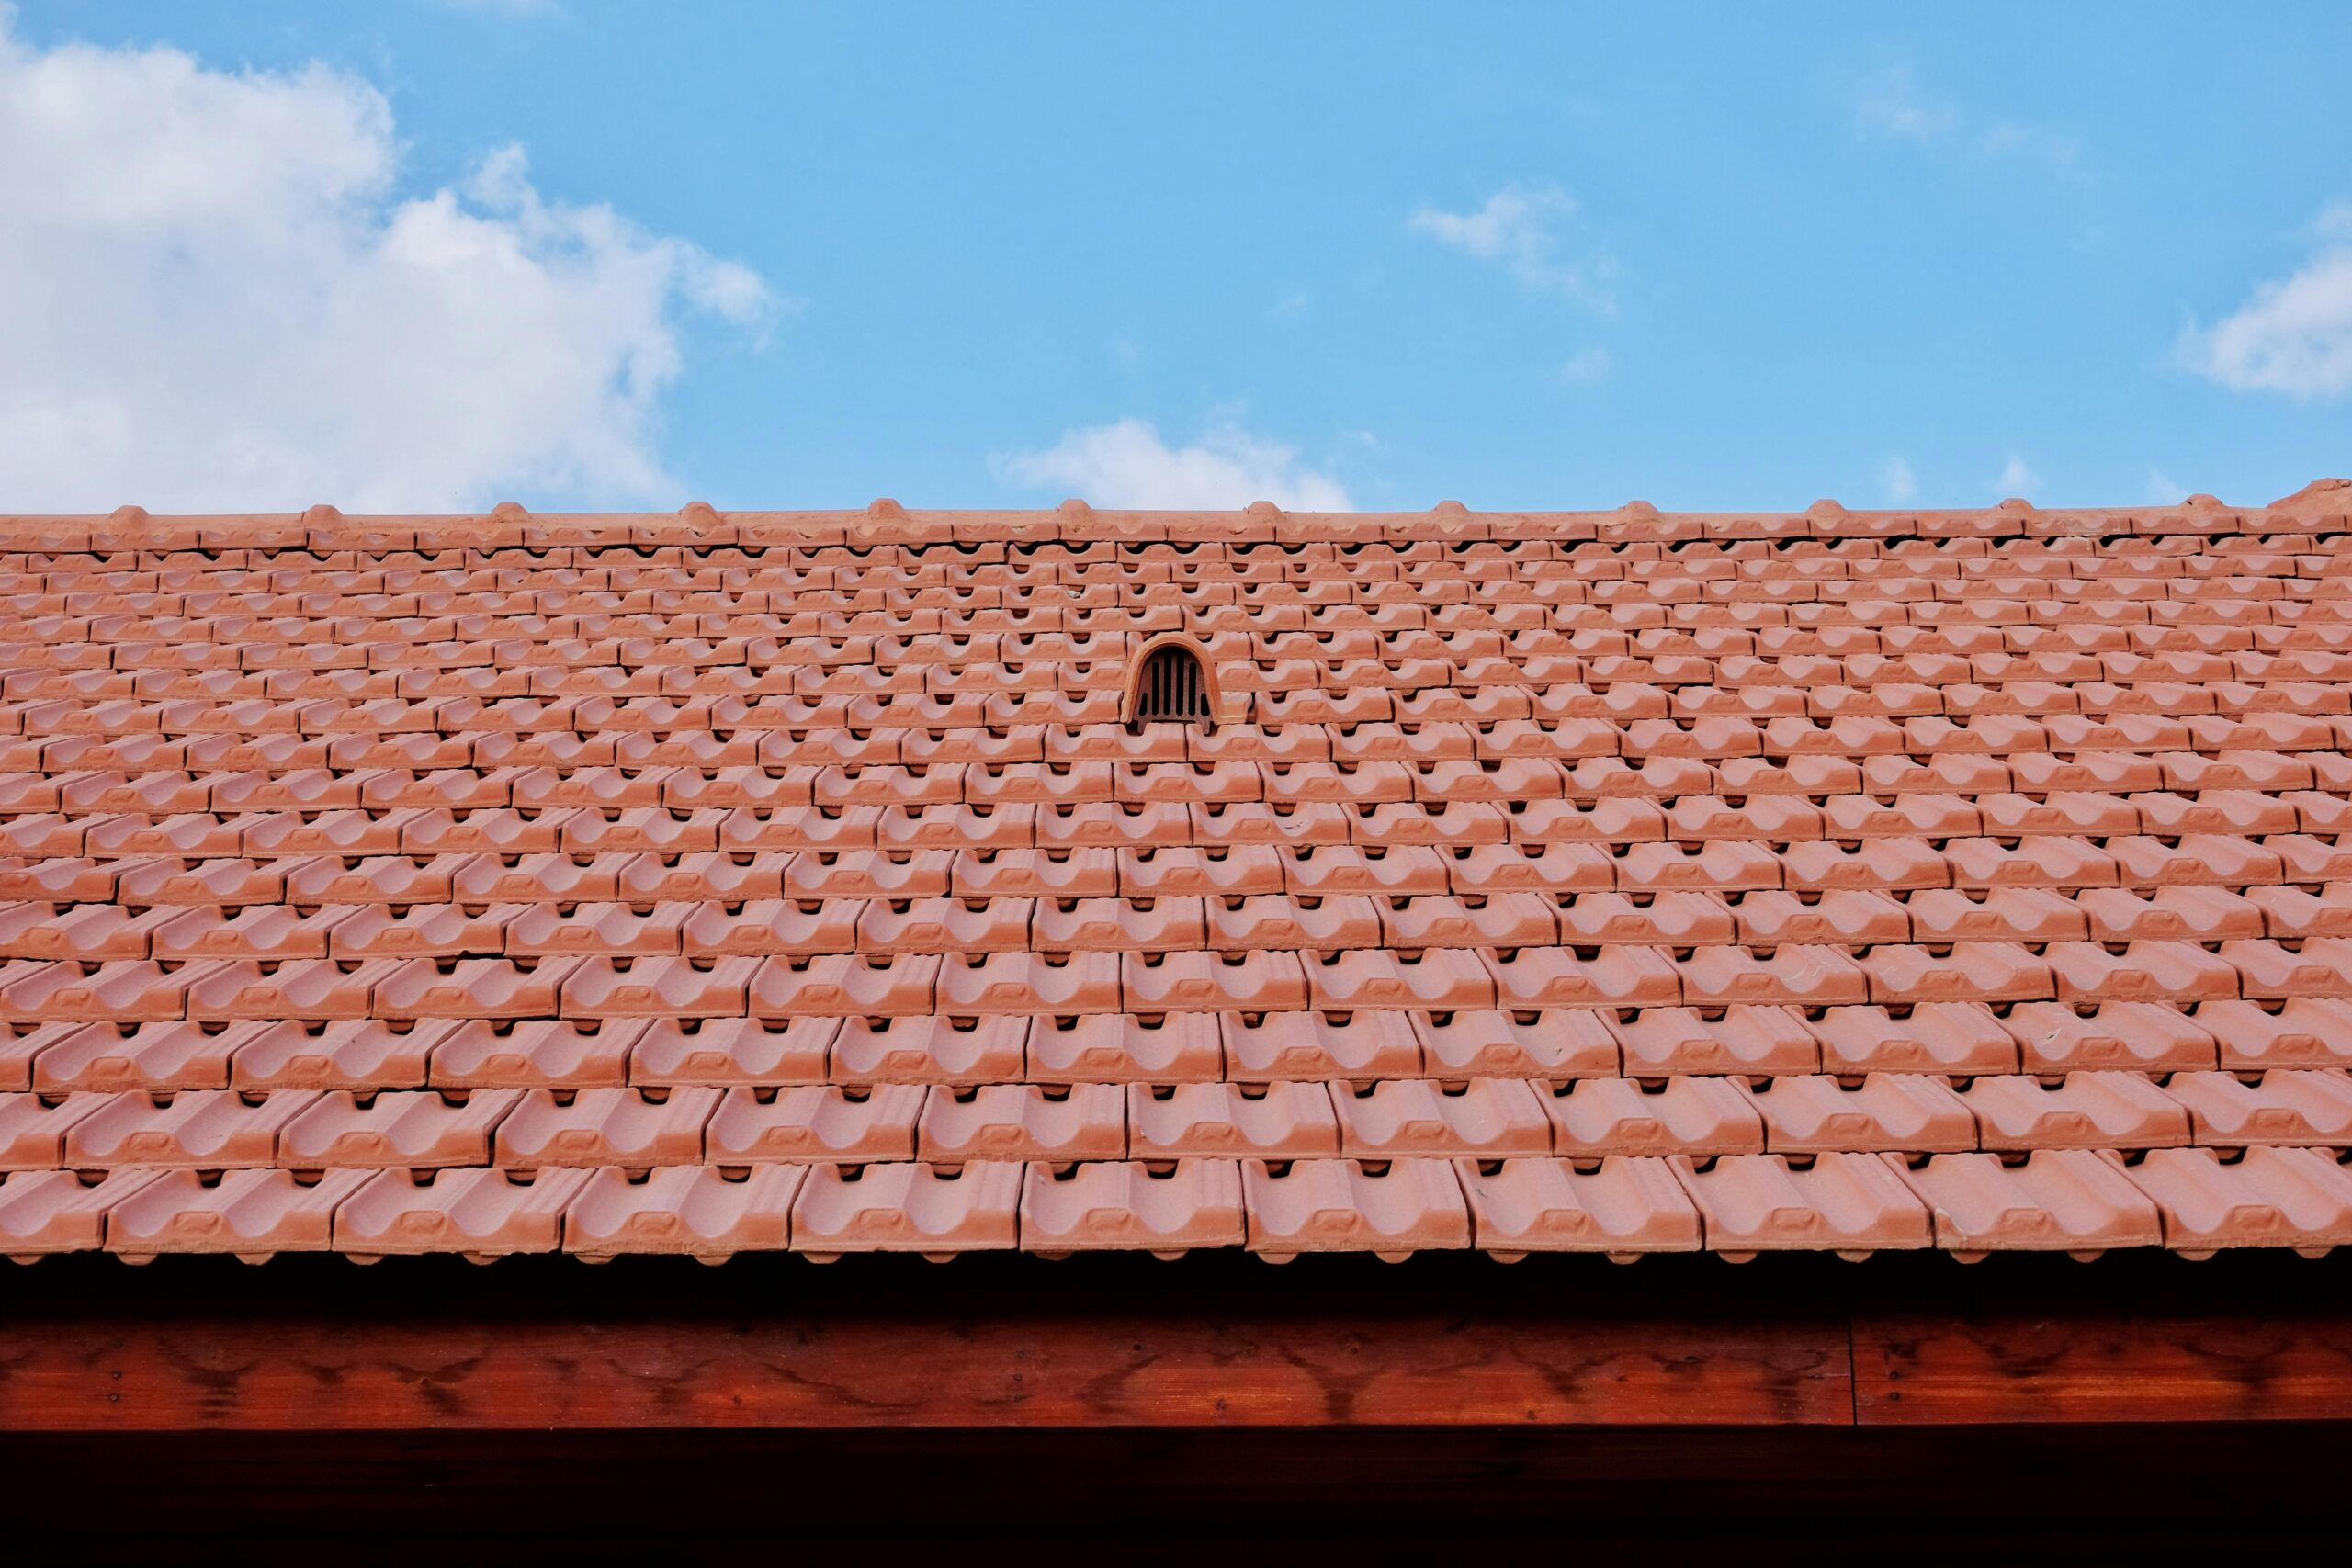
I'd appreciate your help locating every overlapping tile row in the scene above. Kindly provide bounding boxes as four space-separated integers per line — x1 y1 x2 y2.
4 485 2352 1263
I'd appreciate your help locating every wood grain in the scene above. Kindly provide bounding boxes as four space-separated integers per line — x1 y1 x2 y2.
0 1313 1851 1430
1854 1313 2352 1425
17 1310 2352 1430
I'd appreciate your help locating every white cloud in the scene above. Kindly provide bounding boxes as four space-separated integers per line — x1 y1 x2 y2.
1855 65 1956 141
1974 120 2082 175
1857 64 2080 176
2180 204 2352 400
1408 185 1616 312
994 417 1352 511
1558 347 1613 385
2147 468 2190 504
1995 455 2040 497
0 13 777 513
1881 456 1917 504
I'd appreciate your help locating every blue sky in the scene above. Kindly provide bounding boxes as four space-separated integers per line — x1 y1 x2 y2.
3 1 2347 513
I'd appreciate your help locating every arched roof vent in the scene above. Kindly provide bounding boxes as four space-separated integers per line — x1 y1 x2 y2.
1128 640 1214 727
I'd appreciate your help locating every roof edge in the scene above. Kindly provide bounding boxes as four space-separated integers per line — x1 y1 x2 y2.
2 481 2345 550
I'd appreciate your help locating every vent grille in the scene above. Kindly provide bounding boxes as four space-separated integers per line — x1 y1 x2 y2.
1134 645 1212 725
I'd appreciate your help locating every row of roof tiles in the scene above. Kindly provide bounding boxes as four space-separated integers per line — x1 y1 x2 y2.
14 822 2352 893
15 593 2352 631
7 481 2346 544
7 878 2348 954
23 549 2352 581
9 756 2352 818
20 661 2352 710
20 671 2352 716
16 593 2352 633
13 586 2352 626
7 1071 2350 1168
2 935 2350 1021
14 761 2352 817
4 996 2348 1086
12 862 2352 937
6 744 2349 798
17 537 2336 566
11 697 2352 745
23 624 2352 662
13 537 2346 573
5 1147 2348 1264
15 606 2351 647
12 582 2352 622
15 624 2352 666
6 771 2351 829
14 582 2352 620
12 584 2352 627
14 754 2348 805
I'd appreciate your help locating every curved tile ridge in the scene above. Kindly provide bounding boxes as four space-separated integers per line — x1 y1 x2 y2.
3 1151 2350 1264
0 479 2345 549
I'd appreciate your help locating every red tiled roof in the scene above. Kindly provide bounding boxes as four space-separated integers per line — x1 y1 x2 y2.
5 483 2352 1265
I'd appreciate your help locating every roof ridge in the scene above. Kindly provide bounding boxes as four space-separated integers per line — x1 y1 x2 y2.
1 480 2346 549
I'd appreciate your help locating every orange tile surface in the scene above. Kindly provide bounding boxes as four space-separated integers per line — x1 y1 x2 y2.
6 488 2352 1262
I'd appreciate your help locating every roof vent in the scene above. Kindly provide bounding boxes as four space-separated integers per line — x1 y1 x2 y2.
1131 643 1213 727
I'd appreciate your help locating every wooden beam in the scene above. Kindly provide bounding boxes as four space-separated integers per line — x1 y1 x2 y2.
1854 1314 2352 1426
13 1247 2352 1432
0 1313 1851 1431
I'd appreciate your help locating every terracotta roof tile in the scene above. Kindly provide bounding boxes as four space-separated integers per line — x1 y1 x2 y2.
705 1084 924 1165
280 1087 521 1168
1128 1081 1340 1160
1243 1157 1472 1260
789 1160 1022 1259
1019 1158 1244 1257
1892 1149 2164 1258
563 1163 804 1260
6 494 2351 1261
1735 1073 1975 1155
1454 1156 1703 1258
2124 1145 2352 1256
1671 1152 1933 1259
334 1167 593 1260
0 1166 160 1258
1542 1075 1764 1158
105 1166 375 1259
24 1019 255 1092
1960 1071 2192 1151
64 1088 318 1168
627 1015 836 1087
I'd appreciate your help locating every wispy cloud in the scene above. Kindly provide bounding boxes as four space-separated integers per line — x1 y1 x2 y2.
993 416 1351 510
2179 203 2352 400
1558 347 1613 386
1855 65 1956 141
1881 456 1917 504
1408 185 1617 313
1995 455 2040 497
1855 64 2082 177
1974 120 2082 175
2147 468 2191 504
